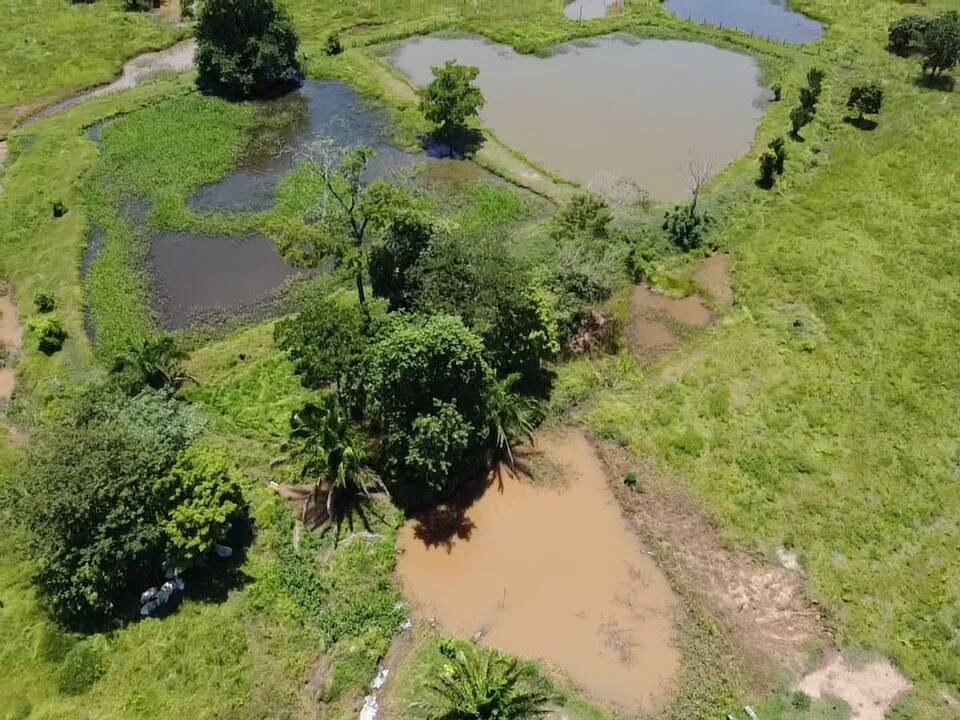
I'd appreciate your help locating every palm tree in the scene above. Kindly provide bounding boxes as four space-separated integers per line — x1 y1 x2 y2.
286 394 385 540
428 644 550 720
485 374 541 469
111 335 195 392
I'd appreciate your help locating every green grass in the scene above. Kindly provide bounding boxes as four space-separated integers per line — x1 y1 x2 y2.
0 0 182 136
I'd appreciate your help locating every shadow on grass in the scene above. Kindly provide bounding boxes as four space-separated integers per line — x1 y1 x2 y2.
843 116 878 131
916 73 956 92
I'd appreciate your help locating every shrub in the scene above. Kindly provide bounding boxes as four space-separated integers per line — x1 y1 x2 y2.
806 68 825 98
758 151 777 189
57 641 106 695
33 292 55 313
771 83 781 101
663 205 712 252
325 33 343 56
921 11 960 78
790 105 813 138
28 316 66 354
847 83 884 122
123 0 154 10
550 193 612 242
769 137 787 174
196 0 302 98
888 15 931 56
154 445 248 565
52 201 67 218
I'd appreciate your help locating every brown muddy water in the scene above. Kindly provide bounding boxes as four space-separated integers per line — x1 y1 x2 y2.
563 0 623 21
0 294 23 402
628 284 713 361
149 232 302 330
397 430 680 712
388 34 768 201
664 0 823 44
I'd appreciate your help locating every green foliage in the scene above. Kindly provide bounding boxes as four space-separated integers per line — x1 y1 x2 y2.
419 61 486 155
111 335 189 393
33 292 56 314
663 205 712 252
325 32 343 56
888 15 930 56
428 643 550 720
154 445 248 565
790 105 813 137
123 0 153 11
369 208 435 310
364 314 491 503
550 193 612 242
196 0 302 98
806 67 825 98
769 137 787 175
274 290 369 388
846 83 884 121
921 11 960 77
17 387 205 627
758 151 777 189
56 641 106 696
27 316 67 355
485 374 542 468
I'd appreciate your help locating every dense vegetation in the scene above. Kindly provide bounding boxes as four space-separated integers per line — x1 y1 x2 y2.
1 0 959 719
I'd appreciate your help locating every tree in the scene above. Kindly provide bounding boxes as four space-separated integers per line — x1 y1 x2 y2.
921 11 960 78
798 86 818 113
285 395 382 536
806 67 826 98
17 387 206 628
888 15 930 56
274 290 370 389
485 375 541 469
28 316 67 355
769 137 787 175
419 61 486 156
790 105 813 138
662 158 714 252
428 644 550 720
154 445 248 566
758 151 777 189
196 0 302 98
550 193 612 242
369 209 435 311
846 83 884 124
111 335 193 393
363 314 491 504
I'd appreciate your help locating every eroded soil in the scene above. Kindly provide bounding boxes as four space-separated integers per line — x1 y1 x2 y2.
796 651 911 720
0 293 24 402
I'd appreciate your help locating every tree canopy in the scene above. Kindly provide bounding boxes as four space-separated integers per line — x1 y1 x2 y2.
921 11 960 77
196 0 302 98
419 61 486 156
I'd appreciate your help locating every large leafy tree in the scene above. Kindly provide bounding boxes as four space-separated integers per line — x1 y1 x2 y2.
921 11 960 78
196 0 302 98
428 644 550 720
419 61 486 156
17 388 207 628
363 314 491 504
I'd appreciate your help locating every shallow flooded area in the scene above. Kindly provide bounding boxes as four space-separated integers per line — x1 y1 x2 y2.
397 430 680 712
664 0 823 44
189 80 411 212
563 0 623 21
149 232 301 329
628 284 713 361
388 34 767 201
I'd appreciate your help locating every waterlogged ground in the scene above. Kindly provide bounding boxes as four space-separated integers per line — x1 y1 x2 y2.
397 430 680 713
663 0 823 44
389 34 768 200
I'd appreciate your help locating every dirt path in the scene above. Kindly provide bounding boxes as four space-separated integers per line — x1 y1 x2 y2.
796 651 911 720
0 292 23 403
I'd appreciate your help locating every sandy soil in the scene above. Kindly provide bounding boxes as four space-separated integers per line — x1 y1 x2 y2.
796 650 911 720
0 293 23 403
694 251 735 308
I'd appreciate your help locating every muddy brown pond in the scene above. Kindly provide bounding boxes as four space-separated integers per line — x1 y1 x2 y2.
388 34 768 201
664 0 823 44
397 430 680 712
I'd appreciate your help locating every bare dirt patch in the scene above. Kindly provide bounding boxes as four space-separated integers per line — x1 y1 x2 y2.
0 292 24 403
596 439 828 687
397 430 681 714
627 284 713 361
796 651 911 720
694 251 734 308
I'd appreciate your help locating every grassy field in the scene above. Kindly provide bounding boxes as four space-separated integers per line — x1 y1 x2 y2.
1 0 959 718
0 0 182 136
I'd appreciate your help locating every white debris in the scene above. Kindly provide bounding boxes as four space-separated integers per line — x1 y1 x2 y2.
371 667 389 690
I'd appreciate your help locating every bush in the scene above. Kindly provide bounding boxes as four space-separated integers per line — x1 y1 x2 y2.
196 0 302 98
325 33 343 56
888 15 931 56
921 11 960 78
663 205 712 252
364 314 491 504
56 641 106 695
847 83 884 122
28 316 66 354
154 445 248 565
758 151 777 189
18 387 205 628
123 0 154 10
769 137 787 175
550 193 612 242
33 292 55 313
790 105 813 138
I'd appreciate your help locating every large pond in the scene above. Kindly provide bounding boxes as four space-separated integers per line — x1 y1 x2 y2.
388 34 768 201
563 0 623 21
664 0 823 44
397 430 680 713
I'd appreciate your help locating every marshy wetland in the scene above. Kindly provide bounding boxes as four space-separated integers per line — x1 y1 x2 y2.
1 1 959 720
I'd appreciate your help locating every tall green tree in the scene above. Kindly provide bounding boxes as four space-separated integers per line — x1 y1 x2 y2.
196 0 302 98
846 83 884 124
888 15 930 56
921 11 960 78
419 61 486 156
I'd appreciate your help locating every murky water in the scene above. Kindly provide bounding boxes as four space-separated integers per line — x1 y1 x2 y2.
563 0 623 21
149 232 301 329
189 80 412 212
389 34 767 201
664 0 823 44
628 284 713 360
397 430 680 712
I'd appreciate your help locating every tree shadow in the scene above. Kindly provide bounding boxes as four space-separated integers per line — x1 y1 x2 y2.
181 518 254 605
843 115 878 131
422 127 485 159
916 73 956 92
755 177 775 190
788 131 807 143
